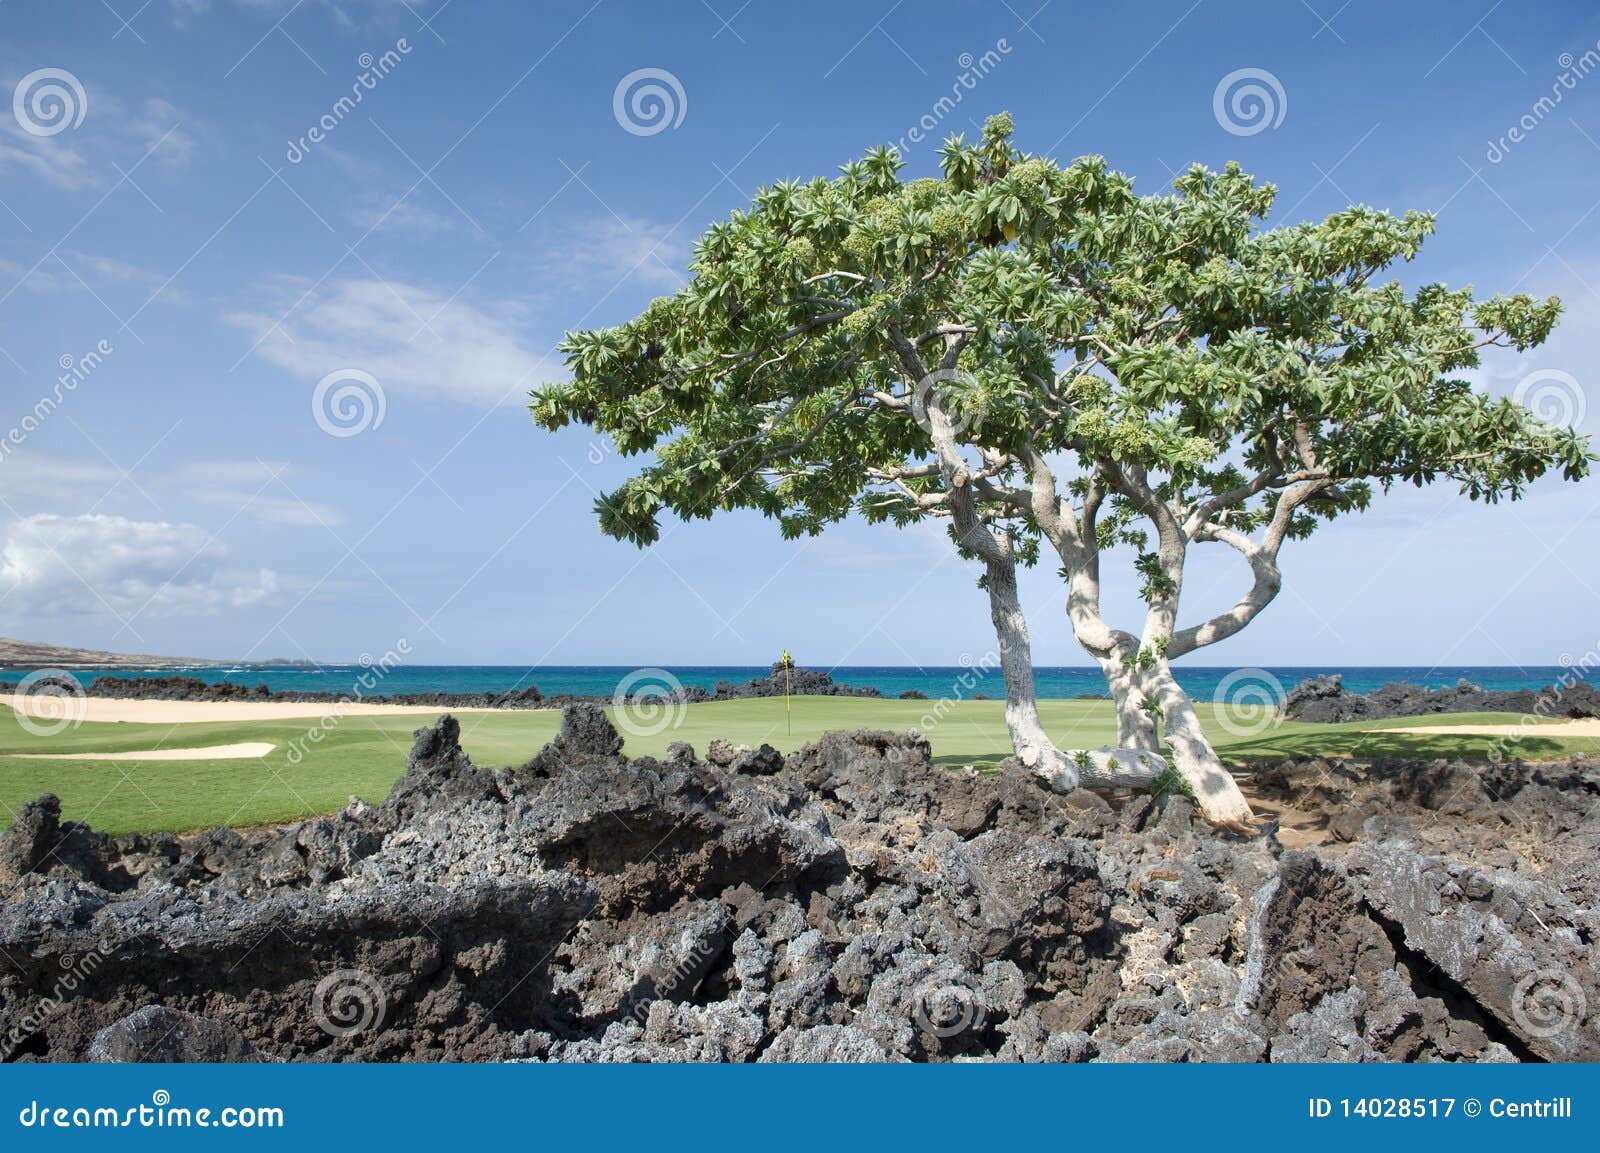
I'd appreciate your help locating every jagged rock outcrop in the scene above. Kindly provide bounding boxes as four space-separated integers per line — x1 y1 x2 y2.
1281 673 1600 723
2 711 1596 1063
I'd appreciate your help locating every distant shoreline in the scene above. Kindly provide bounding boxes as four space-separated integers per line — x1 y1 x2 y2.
4 667 1596 722
0 636 310 670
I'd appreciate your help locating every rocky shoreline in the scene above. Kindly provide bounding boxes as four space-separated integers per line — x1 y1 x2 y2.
12 669 1594 720
1281 674 1600 723
0 662 888 710
2 706 1595 1063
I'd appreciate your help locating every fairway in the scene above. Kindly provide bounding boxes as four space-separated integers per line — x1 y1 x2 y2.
1 697 1594 835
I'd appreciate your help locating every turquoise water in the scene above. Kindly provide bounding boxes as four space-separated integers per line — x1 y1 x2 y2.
0 664 1576 701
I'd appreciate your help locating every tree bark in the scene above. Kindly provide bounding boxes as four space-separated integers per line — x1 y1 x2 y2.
1097 650 1160 752
1136 658 1256 829
982 552 1163 791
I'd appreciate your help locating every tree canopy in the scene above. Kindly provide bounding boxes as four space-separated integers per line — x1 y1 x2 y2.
532 114 1588 576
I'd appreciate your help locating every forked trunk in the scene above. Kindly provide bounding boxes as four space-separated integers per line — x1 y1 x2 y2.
1134 660 1255 830
984 556 1164 792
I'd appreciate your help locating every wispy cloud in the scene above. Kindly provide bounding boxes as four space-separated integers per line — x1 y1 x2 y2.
226 275 551 406
0 82 193 190
0 452 339 527
523 214 693 296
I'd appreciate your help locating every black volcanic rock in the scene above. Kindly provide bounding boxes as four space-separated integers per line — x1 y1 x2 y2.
1280 674 1600 723
3 709 1596 1063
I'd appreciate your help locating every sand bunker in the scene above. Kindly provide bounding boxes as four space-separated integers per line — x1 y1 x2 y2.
1382 718 1600 738
8 741 277 761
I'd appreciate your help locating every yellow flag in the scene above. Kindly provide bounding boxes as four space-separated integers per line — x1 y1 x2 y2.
781 650 793 734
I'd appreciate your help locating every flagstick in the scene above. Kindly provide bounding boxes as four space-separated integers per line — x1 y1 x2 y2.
783 650 792 736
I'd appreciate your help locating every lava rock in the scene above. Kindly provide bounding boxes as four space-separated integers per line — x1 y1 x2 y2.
87 1006 271 1063
2 703 1596 1064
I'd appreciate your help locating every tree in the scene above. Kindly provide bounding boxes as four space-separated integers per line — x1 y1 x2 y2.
531 114 1590 827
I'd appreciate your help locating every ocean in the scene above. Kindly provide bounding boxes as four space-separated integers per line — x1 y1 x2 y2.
0 664 1578 702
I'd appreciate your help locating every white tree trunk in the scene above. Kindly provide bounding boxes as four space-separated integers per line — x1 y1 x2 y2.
1098 652 1159 752
1137 660 1256 829
984 555 1165 793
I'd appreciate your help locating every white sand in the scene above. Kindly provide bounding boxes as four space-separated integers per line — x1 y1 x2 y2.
1383 718 1600 738
9 741 277 761
6 698 534 725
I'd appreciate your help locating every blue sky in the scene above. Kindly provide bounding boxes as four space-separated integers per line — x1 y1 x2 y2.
1 0 1597 668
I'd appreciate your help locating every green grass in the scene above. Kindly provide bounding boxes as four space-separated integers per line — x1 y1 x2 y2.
1 698 1593 835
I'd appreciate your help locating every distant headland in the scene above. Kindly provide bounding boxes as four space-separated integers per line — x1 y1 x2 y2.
0 637 310 670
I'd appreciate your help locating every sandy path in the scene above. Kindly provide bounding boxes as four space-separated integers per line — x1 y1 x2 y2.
8 741 277 761
1382 718 1600 738
5 698 541 725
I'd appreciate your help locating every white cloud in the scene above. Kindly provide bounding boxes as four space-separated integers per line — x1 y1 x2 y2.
0 120 95 190
126 98 195 170
524 215 692 296
0 513 278 620
0 452 338 527
0 454 120 501
0 83 192 190
68 252 169 287
227 276 553 406
349 192 465 237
